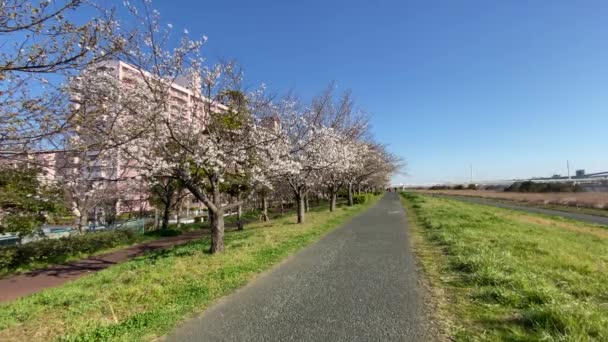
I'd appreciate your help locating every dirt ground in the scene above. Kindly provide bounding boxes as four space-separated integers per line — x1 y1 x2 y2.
0 230 208 303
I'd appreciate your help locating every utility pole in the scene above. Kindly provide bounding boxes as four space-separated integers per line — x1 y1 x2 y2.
470 163 473 184
567 160 571 180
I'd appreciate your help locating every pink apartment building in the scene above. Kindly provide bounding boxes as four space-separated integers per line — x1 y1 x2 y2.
59 60 228 223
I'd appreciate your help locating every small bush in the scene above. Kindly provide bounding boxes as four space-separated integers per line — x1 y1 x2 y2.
116 212 132 221
353 194 374 205
506 181 582 193
193 216 202 223
0 230 138 272
353 195 366 205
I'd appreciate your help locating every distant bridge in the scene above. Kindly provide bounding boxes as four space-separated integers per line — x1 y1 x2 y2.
585 171 608 178
392 171 608 189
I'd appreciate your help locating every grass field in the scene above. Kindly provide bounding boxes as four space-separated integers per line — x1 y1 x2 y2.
418 190 608 217
0 199 377 342
1 208 288 278
402 192 608 341
0 222 207 278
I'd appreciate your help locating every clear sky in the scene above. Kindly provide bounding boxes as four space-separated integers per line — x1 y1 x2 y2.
147 0 608 184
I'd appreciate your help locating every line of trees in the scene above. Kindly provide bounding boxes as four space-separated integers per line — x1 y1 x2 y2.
0 0 402 253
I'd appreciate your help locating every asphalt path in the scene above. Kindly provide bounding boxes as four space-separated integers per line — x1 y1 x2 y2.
431 195 608 226
165 192 428 342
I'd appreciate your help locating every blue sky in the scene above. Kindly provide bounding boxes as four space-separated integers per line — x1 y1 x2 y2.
147 0 607 184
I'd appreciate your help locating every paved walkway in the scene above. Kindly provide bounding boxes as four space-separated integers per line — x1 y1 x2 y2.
436 195 608 226
0 230 208 303
166 193 428 342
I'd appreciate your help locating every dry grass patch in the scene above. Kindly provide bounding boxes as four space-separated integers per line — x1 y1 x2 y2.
419 190 608 214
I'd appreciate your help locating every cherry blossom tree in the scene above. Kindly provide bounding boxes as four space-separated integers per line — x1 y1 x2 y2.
0 0 128 160
22 0 403 252
114 31 276 252
271 99 344 223
343 142 372 206
315 130 355 211
352 143 402 193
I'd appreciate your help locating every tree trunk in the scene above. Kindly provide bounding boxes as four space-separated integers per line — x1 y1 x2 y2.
154 209 159 230
210 208 225 253
161 203 171 230
236 202 244 230
304 192 310 213
77 211 88 234
261 195 269 221
176 201 182 228
179 170 226 253
208 209 215 229
348 182 354 206
296 191 305 224
330 192 337 212
209 179 225 253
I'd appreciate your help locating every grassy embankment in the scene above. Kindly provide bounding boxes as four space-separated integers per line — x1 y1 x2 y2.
418 189 608 218
401 192 608 341
0 197 378 342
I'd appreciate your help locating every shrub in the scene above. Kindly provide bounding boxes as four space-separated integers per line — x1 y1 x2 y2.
353 194 374 205
194 216 203 223
0 229 139 272
505 181 582 193
116 212 132 221
48 216 76 225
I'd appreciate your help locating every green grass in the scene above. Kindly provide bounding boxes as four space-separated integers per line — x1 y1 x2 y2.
0 198 378 342
401 192 608 341
2 203 315 278
0 223 207 278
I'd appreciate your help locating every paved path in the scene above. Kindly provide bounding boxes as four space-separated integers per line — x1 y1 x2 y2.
166 193 427 342
434 195 608 226
0 230 208 303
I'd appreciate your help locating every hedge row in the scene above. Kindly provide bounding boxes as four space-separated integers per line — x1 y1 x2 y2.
505 181 583 193
353 194 375 205
0 230 139 271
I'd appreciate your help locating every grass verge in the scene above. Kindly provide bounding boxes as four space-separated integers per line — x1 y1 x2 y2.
401 192 608 341
0 223 206 278
0 197 378 342
419 190 608 218
489 198 608 218
400 194 453 341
